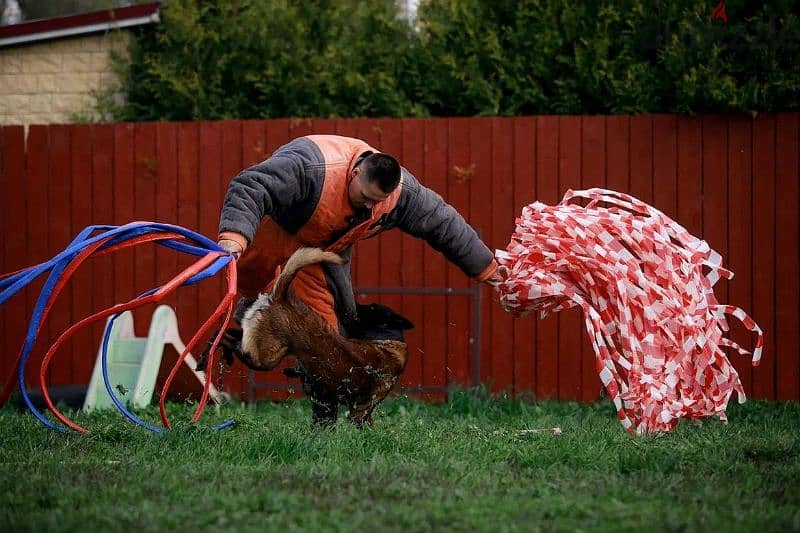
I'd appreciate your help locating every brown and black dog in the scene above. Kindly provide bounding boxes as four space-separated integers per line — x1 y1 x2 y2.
198 248 413 427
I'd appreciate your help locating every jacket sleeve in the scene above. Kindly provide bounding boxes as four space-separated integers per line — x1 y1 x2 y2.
218 154 306 245
393 170 497 280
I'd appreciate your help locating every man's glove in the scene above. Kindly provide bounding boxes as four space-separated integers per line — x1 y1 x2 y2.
217 238 243 259
484 265 509 291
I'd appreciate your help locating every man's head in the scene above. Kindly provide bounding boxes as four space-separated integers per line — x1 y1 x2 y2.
348 153 401 209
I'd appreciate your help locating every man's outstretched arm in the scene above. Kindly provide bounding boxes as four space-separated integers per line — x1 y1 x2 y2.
392 170 504 284
218 154 305 254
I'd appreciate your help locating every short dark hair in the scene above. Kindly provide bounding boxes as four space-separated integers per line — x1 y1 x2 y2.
360 153 401 193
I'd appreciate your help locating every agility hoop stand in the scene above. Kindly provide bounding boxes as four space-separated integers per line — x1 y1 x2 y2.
83 305 225 412
0 222 238 434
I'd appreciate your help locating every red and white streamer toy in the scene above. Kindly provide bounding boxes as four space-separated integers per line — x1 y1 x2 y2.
496 188 763 434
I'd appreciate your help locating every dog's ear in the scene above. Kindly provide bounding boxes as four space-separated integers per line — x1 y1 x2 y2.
359 302 414 330
395 316 414 330
377 306 414 330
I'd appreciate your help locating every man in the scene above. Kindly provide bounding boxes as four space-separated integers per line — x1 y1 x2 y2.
217 134 505 335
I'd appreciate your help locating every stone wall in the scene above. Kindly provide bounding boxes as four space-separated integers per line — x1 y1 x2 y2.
0 32 127 126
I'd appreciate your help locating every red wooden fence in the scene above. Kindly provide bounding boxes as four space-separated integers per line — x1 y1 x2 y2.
1 114 798 402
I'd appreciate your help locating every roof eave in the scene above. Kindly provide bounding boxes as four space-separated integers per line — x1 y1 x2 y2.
0 11 159 47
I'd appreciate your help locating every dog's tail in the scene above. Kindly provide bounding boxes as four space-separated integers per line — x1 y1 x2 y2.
273 248 344 302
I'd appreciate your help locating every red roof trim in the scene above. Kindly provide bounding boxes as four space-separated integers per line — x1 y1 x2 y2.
0 2 160 39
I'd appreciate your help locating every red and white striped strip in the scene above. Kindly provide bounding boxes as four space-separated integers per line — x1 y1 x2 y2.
496 188 763 434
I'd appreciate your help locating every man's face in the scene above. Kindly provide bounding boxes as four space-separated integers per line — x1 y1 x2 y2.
348 167 390 210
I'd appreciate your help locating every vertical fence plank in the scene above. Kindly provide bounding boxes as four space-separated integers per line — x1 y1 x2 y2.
702 117 733 401
1 126 26 387
197 120 224 399
265 118 290 157
774 113 799 401
219 120 242 212
702 117 730 316
24 126 50 388
241 120 267 169
606 116 630 194
113 123 138 394
219 120 245 399
176 122 199 364
629 113 655 403
238 119 267 400
422 119 449 396
444 118 472 388
288 118 314 139
652 115 679 399
400 118 425 390
154 121 179 354
310 119 337 135
154 122 179 293
536 117 559 399
469 118 494 388
580 115 607 401
652 115 678 219
198 121 224 367
557 116 582 400
355 120 381 298
48 125 73 386
152 122 180 402
111 122 138 398
727 117 754 394
262 119 293 400
604 115 629 401
374 118 408 385
334 120 360 283
651 114 681 403
134 121 157 279
676 118 703 239
750 116 776 399
490 117 515 394
629 115 654 203
90 124 114 390
69 124 94 384
113 123 135 312
511 117 537 396
133 122 158 372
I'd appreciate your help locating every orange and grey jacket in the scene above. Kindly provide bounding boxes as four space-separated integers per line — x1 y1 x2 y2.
218 135 497 330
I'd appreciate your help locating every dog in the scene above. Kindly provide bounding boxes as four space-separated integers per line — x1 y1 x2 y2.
197 248 413 427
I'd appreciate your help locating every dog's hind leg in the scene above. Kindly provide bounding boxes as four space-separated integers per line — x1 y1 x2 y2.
347 373 399 427
296 373 339 427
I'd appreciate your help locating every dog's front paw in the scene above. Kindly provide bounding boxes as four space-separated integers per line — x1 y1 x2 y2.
196 342 213 372
197 328 244 371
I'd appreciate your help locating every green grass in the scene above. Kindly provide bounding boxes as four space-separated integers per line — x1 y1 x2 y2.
1 392 799 532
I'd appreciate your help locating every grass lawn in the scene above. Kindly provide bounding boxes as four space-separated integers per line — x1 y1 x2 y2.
1 392 798 532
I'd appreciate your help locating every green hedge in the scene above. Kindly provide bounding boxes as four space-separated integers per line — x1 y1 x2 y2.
105 0 800 120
